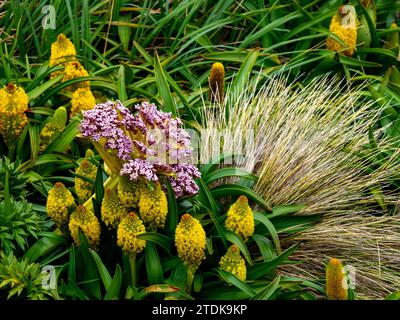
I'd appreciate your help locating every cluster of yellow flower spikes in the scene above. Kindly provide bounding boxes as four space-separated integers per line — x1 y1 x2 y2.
326 5 357 57
326 258 349 300
225 195 254 241
175 214 206 268
49 34 95 116
219 245 247 281
0 83 29 147
117 212 146 258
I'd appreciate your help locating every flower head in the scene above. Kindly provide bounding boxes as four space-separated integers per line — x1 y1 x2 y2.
49 34 76 67
117 212 146 258
175 214 206 268
46 182 76 228
139 182 168 230
70 88 96 117
219 245 246 281
326 258 348 300
209 62 225 103
225 196 254 241
40 106 67 151
74 159 97 203
69 205 101 248
101 188 128 229
0 84 29 146
62 61 90 91
168 164 200 198
80 100 200 198
326 5 357 56
117 175 144 208
0 83 29 114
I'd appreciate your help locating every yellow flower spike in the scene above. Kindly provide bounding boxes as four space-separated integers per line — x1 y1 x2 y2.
219 245 246 281
139 182 168 230
62 61 90 92
70 88 96 117
0 84 29 146
0 83 29 114
209 62 225 103
326 5 358 56
224 195 254 241
117 176 143 208
46 182 76 228
39 106 67 151
326 258 349 300
69 205 101 249
175 214 206 268
74 159 97 203
49 34 77 68
117 212 146 258
101 188 128 229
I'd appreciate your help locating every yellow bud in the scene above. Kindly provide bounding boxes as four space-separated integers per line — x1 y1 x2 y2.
175 214 206 268
139 182 168 230
326 5 357 56
117 212 146 258
74 159 97 203
225 196 254 241
326 258 348 300
219 245 246 281
70 88 96 117
69 205 101 249
101 188 128 229
46 182 76 228
209 62 225 103
39 106 67 151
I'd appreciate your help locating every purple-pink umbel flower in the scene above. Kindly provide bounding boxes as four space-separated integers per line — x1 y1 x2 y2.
80 100 200 197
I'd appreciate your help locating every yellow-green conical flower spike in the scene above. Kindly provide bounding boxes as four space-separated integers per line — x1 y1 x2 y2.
74 159 97 203
225 195 254 241
117 176 143 208
49 34 76 68
139 182 168 230
175 214 206 268
326 5 357 56
326 258 348 300
46 182 76 228
70 88 96 117
39 106 67 151
219 245 246 281
209 62 225 104
69 205 101 248
101 188 128 229
0 84 29 146
117 212 146 258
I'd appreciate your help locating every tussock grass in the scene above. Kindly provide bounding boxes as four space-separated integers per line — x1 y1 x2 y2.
201 75 400 298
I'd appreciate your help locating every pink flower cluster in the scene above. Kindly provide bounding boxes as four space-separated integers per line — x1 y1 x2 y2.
80 100 200 197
